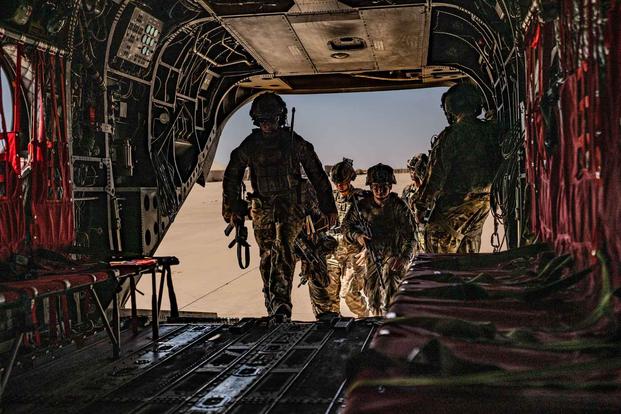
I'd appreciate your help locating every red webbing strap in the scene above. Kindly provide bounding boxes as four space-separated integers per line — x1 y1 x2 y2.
0 45 26 261
525 1 607 282
31 53 75 250
555 0 606 297
30 50 46 247
524 22 556 241
603 1 621 290
524 1 613 305
49 55 59 202
525 23 543 236
555 62 602 275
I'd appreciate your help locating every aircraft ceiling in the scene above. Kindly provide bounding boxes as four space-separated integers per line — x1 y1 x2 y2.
0 0 522 257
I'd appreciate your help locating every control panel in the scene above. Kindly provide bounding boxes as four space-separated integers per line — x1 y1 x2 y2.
116 7 163 68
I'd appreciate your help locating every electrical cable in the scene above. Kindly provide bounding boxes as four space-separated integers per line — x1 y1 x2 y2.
178 265 259 311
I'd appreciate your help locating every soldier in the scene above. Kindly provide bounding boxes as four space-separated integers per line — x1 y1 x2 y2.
401 153 429 253
342 163 416 316
294 180 339 319
416 83 501 254
222 92 337 319
322 159 368 318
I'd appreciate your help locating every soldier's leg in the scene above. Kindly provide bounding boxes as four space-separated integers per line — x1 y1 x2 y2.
416 225 427 254
382 257 407 313
342 255 368 318
322 253 343 313
458 232 482 254
305 260 337 317
253 226 277 314
458 202 490 253
268 219 304 316
307 279 334 317
425 224 460 254
363 259 383 317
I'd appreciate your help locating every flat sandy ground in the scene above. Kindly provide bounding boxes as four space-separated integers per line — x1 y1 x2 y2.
132 173 502 321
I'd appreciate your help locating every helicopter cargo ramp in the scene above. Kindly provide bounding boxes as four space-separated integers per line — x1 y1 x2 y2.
3 317 376 414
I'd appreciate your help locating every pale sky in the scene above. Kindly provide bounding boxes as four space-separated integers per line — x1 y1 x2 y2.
0 70 12 135
214 87 449 170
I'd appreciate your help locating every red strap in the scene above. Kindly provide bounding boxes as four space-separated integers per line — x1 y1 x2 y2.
49 54 59 200
59 56 68 185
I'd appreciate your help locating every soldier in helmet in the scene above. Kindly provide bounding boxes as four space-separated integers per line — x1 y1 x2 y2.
416 83 501 253
402 153 429 253
342 163 416 315
222 92 337 319
318 158 369 318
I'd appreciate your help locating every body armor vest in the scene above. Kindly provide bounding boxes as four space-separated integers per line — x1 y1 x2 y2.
247 130 303 200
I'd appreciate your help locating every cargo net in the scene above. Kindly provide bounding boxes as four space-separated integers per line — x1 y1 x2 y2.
523 1 620 285
0 45 26 262
0 44 74 264
343 245 620 413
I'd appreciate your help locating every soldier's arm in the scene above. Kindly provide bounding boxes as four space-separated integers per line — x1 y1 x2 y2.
395 197 417 260
298 138 337 216
341 204 364 246
418 129 451 207
401 185 409 201
222 146 249 222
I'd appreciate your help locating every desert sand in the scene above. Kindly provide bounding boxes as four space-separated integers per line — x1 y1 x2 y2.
131 173 503 321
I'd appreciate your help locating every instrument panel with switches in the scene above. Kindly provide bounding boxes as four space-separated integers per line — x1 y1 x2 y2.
116 7 163 68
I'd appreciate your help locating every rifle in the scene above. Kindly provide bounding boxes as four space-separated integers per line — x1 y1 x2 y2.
294 232 330 288
350 195 386 291
290 107 296 141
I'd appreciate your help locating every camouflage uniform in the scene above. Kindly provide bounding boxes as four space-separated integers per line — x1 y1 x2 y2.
417 117 500 253
223 128 336 317
401 183 421 213
402 153 428 253
302 257 334 317
401 183 426 253
342 192 416 315
325 187 368 317
295 181 338 318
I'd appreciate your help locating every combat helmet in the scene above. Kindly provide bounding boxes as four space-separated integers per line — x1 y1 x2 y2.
330 158 356 183
249 92 288 126
366 163 397 185
442 83 483 118
407 153 429 179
